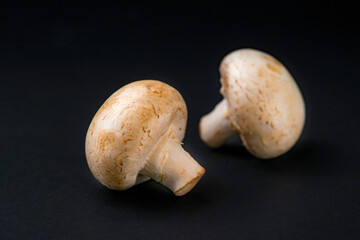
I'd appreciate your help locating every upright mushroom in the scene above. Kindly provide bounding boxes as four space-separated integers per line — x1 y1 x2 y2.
86 80 205 196
199 49 305 159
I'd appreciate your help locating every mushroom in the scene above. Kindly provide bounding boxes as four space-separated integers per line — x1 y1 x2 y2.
86 80 205 196
199 49 305 159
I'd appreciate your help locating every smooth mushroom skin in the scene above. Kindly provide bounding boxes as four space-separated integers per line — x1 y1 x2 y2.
86 80 205 196
199 49 305 159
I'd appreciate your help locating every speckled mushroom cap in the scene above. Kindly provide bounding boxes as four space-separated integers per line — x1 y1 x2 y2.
220 49 305 158
85 80 188 190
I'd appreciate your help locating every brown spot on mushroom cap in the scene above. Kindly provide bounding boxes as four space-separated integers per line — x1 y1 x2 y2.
258 69 264 77
97 132 117 152
266 63 281 74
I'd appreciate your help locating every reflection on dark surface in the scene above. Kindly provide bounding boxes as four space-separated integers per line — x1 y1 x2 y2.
98 179 211 213
214 139 337 175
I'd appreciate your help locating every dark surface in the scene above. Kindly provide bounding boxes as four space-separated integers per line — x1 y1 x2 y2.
1 1 360 239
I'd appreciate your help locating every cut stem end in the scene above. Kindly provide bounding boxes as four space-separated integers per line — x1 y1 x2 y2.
141 139 205 196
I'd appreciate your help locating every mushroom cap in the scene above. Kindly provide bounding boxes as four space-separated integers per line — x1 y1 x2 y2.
220 49 305 158
85 80 187 190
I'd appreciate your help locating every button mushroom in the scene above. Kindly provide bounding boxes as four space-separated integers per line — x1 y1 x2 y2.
199 49 305 159
86 80 205 196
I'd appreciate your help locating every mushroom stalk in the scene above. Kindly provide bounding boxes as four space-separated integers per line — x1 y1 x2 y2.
141 140 204 196
199 99 237 148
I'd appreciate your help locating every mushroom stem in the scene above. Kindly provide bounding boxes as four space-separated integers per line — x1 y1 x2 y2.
141 141 205 196
199 99 238 148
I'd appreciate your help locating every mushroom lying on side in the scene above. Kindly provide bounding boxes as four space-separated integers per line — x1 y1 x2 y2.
86 80 205 196
199 49 305 159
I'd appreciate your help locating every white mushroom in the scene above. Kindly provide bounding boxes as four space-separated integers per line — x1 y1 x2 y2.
86 80 205 196
199 49 305 159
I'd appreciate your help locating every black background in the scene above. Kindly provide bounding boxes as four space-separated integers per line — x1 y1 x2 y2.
1 1 360 239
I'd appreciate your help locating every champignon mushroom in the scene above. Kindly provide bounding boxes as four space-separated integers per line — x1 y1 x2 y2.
199 49 305 159
86 80 205 196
